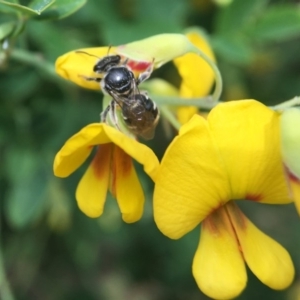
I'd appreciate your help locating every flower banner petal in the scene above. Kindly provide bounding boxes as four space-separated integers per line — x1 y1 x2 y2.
227 202 295 290
111 146 144 223
76 144 112 218
55 47 115 90
208 100 291 204
54 124 111 177
117 34 193 68
193 206 247 300
154 114 231 239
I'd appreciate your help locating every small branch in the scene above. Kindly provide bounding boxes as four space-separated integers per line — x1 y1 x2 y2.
159 106 181 131
270 96 300 111
0 225 15 300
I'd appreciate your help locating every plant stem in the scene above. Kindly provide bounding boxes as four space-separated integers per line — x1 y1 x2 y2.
190 45 223 104
270 96 300 110
160 105 181 131
0 237 15 300
153 95 222 109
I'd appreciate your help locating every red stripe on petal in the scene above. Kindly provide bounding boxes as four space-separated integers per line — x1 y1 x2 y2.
245 194 262 202
110 146 133 197
115 146 133 176
92 144 113 178
287 170 300 183
127 60 152 72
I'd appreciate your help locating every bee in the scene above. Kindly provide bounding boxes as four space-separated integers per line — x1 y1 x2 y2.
101 91 159 140
76 51 153 99
76 50 159 140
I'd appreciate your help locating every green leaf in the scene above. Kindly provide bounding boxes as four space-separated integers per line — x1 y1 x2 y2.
247 5 300 42
0 0 37 15
96 0 187 44
35 0 87 20
215 0 269 35
212 35 253 65
29 0 55 13
0 21 15 40
4 149 49 228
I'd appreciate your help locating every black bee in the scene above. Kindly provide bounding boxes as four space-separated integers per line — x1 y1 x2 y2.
76 51 159 139
76 51 152 99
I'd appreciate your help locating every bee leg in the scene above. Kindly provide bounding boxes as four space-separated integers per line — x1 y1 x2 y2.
100 105 110 122
79 74 102 82
111 100 121 131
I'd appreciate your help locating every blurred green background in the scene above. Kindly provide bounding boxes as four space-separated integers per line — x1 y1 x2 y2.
1 0 300 299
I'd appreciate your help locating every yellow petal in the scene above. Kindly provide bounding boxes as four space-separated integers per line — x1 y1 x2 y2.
111 146 144 223
55 47 115 90
174 30 215 98
193 206 247 300
281 108 300 178
227 202 295 290
76 144 112 218
174 30 215 124
53 124 111 177
103 125 159 181
208 100 291 204
153 114 231 239
54 123 159 180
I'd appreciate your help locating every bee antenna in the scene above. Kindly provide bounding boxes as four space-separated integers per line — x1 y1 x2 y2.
75 51 100 59
107 45 112 56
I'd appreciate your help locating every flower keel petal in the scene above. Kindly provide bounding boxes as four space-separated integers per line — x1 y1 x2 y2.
193 206 247 300
76 144 112 218
227 202 295 290
111 146 144 223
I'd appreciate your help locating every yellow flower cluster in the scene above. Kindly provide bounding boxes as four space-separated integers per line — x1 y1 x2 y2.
54 30 300 299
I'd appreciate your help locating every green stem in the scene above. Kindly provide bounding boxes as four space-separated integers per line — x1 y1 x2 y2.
190 45 223 104
0 241 15 300
160 105 181 131
10 48 73 89
10 48 56 76
270 96 300 111
153 95 222 109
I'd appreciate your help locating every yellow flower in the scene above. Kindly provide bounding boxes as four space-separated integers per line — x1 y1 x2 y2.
280 108 300 214
55 47 116 90
54 123 159 223
173 30 215 124
153 100 294 299
55 30 215 123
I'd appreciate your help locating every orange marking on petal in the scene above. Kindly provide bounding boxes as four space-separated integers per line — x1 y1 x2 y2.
110 146 133 196
245 194 262 202
92 144 113 179
202 214 218 234
116 147 133 176
287 169 300 183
